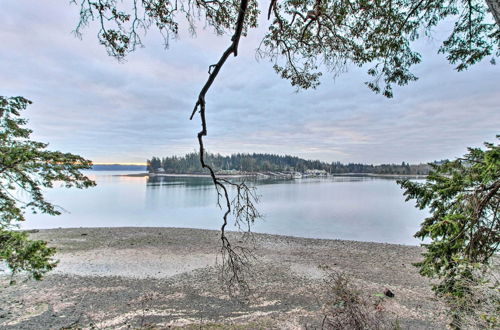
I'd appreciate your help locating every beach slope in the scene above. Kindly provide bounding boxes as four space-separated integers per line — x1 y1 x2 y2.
0 227 447 329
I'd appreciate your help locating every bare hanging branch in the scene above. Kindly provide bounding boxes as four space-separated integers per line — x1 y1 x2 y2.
189 0 260 293
71 0 261 293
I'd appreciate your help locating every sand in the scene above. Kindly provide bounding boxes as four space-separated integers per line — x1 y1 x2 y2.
0 227 448 329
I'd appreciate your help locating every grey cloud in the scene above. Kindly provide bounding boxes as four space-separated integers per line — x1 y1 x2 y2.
1 1 499 164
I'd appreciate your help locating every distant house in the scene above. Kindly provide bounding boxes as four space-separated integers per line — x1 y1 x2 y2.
305 169 328 176
217 169 241 175
156 168 165 173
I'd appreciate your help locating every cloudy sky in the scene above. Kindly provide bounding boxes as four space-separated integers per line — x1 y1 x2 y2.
1 1 498 165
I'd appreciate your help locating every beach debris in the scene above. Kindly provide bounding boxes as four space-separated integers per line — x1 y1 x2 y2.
383 288 394 298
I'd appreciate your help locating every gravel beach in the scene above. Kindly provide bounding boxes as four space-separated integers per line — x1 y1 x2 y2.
0 227 448 329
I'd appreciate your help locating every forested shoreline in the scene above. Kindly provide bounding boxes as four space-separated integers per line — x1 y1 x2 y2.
147 152 432 175
92 164 147 171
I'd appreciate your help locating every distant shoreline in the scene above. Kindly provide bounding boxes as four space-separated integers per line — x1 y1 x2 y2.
331 173 427 179
119 172 427 179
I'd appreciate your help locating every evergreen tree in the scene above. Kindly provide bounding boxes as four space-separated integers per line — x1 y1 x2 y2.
0 96 95 281
399 138 499 328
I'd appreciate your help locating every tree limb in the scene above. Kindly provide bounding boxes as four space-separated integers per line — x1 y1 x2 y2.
485 0 500 28
189 0 258 293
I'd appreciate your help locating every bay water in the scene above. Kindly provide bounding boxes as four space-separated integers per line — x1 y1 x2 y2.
23 171 427 245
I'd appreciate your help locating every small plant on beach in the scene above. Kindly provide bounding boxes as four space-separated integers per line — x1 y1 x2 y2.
320 270 391 330
0 96 95 282
399 138 500 328
443 269 500 329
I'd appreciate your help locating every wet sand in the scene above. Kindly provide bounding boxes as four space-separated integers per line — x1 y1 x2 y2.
0 227 448 329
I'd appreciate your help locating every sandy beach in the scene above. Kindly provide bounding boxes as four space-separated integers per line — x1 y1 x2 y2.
0 228 448 329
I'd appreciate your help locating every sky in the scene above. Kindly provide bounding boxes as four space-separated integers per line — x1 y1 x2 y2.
1 1 499 165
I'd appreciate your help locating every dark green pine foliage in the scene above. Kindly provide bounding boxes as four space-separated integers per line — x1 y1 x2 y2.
0 96 95 282
398 138 499 327
147 152 431 175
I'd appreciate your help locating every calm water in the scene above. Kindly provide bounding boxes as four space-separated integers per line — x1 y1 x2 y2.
23 171 427 245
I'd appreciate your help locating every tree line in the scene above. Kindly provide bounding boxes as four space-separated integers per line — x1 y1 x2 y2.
147 152 432 175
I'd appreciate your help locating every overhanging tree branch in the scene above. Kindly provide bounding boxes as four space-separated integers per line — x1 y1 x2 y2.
189 0 260 292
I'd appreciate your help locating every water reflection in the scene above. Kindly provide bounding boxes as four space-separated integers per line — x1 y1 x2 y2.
147 175 214 187
25 172 427 245
146 174 380 188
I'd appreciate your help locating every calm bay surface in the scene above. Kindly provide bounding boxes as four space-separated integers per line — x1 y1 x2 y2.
24 171 427 245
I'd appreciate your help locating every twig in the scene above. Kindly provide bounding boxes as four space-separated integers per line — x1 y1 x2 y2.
267 0 277 20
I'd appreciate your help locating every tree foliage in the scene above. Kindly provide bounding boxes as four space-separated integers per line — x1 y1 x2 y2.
147 152 432 174
0 96 95 281
261 0 499 96
72 0 499 97
72 0 260 58
399 138 499 327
